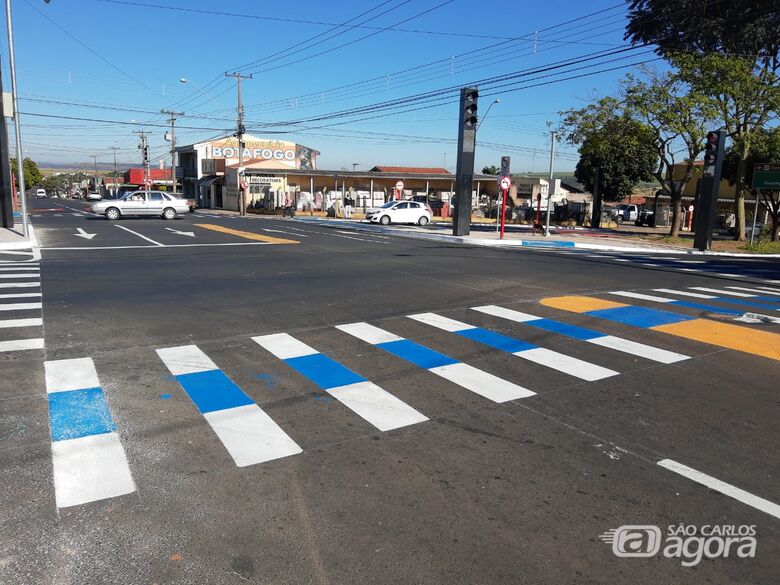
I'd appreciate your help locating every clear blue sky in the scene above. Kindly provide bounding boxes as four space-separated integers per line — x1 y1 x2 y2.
1 0 648 172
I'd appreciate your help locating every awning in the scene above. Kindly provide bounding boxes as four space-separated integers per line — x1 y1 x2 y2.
198 175 222 187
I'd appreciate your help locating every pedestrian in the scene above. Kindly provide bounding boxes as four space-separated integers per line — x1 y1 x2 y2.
283 193 293 218
344 193 354 219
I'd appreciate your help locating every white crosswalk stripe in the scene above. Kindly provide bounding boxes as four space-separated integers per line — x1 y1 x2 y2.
653 289 716 299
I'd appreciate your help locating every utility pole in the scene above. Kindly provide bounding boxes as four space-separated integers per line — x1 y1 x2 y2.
161 109 184 194
133 130 151 195
225 72 252 215
109 145 119 197
544 131 557 237
90 153 98 194
352 163 359 172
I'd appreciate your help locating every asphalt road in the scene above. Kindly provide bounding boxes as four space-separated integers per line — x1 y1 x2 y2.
1 197 778 584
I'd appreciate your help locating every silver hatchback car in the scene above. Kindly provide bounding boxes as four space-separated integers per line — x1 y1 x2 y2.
92 190 190 220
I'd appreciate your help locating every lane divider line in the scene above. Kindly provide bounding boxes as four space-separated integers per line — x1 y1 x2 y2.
336 322 536 403
194 223 299 244
409 312 619 380
658 459 780 520
115 225 165 246
156 345 302 467
540 295 780 361
472 305 688 364
45 357 136 508
253 333 428 432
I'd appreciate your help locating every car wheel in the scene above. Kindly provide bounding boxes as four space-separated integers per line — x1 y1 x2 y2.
162 207 176 220
418 215 429 226
379 215 391 225
105 207 120 220
616 215 624 225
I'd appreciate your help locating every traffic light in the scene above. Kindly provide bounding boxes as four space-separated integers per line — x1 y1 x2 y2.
462 87 478 130
704 131 719 167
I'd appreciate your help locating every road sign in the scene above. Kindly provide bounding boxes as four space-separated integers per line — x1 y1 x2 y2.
500 156 510 177
752 163 780 189
500 176 511 190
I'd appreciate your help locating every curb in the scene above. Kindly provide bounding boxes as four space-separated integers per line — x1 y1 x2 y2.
0 224 37 250
293 217 780 258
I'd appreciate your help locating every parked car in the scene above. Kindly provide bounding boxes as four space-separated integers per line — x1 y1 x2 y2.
86 192 102 201
366 200 432 225
35 188 46 199
634 209 654 227
91 190 189 220
617 204 640 223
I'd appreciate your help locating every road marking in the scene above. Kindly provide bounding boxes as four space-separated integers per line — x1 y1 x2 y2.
44 358 135 508
0 282 39 289
653 289 716 299
612 258 631 262
0 317 42 328
658 459 780 520
0 302 43 311
542 295 780 361
410 312 618 381
253 333 427 431
730 286 780 296
336 322 535 402
0 273 40 279
473 305 687 364
611 291 747 316
0 267 39 272
0 293 41 299
539 296 624 313
608 291 674 303
116 225 164 246
165 227 195 237
194 223 299 244
74 227 97 240
716 273 741 278
678 260 705 264
263 228 307 238
690 287 755 297
0 338 44 351
156 345 301 466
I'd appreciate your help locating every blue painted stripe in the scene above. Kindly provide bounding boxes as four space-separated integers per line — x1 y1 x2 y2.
456 327 537 352
527 318 603 341
670 300 742 316
377 339 459 369
586 306 694 328
285 353 366 389
49 387 116 441
175 370 255 414
520 240 576 248
712 297 780 311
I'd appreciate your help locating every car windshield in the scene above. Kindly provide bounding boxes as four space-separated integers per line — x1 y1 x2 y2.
380 201 397 208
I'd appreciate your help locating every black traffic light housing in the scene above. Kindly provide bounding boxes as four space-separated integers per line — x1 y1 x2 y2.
703 131 719 168
453 87 479 236
463 87 478 130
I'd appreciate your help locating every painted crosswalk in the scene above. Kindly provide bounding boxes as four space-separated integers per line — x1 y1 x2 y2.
253 333 427 431
0 263 44 354
156 344 302 467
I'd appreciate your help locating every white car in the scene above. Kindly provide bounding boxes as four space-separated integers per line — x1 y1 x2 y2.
86 192 102 201
35 189 46 199
367 200 432 226
91 190 189 220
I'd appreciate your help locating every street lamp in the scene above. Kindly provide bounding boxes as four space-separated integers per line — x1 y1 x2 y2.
180 77 219 105
476 99 500 132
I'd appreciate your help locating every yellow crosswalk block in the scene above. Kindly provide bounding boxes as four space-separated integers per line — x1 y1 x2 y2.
539 296 626 313
652 320 780 361
194 224 299 244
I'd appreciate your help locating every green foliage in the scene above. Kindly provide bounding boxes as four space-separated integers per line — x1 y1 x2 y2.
10 157 43 188
481 165 499 175
570 115 657 201
723 126 780 186
625 0 780 64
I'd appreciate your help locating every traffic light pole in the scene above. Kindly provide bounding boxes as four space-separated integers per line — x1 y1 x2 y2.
693 130 726 251
453 87 478 237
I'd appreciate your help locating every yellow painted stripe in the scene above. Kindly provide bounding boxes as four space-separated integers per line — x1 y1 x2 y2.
194 224 299 244
652 319 780 361
539 296 626 313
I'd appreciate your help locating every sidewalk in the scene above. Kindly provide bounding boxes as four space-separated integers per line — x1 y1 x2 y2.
294 216 780 258
0 224 37 250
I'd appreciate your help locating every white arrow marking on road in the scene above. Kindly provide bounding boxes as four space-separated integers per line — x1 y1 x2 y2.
74 228 97 240
165 227 195 237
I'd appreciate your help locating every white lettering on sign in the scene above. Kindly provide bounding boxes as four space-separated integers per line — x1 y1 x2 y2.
213 147 222 157
210 142 297 162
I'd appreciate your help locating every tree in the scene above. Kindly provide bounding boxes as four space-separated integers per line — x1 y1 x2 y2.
625 0 780 240
723 126 780 240
625 0 780 65
622 68 717 236
10 157 43 189
674 54 780 240
563 114 657 201
481 165 498 175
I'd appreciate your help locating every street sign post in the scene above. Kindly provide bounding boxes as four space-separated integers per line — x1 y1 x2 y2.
499 176 511 239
